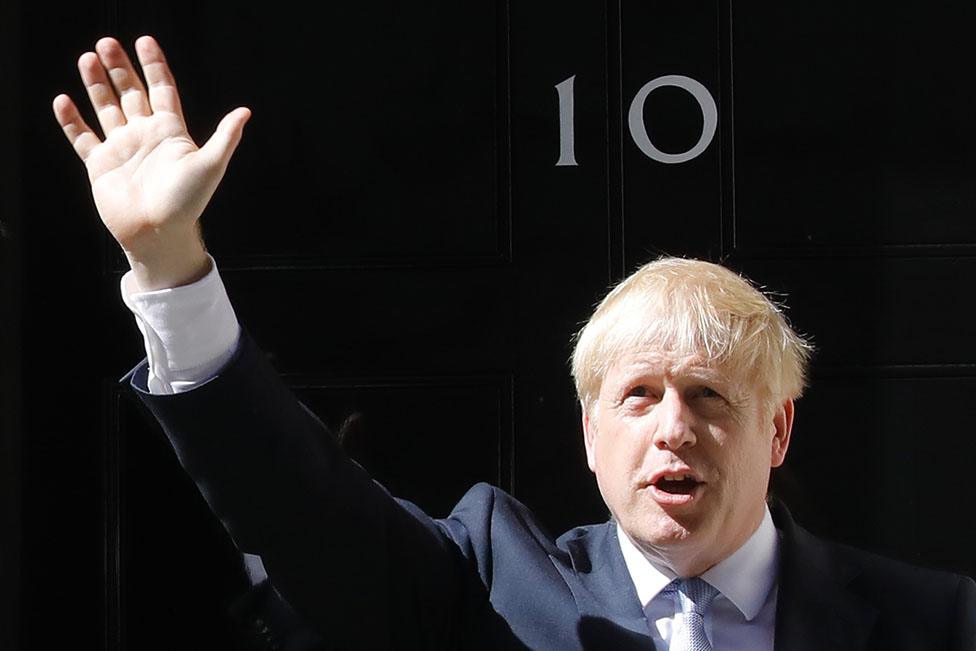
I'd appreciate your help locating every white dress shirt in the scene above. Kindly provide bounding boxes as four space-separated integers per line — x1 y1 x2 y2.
617 508 780 651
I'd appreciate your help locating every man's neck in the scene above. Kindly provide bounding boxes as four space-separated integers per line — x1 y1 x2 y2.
617 506 780 615
625 506 766 578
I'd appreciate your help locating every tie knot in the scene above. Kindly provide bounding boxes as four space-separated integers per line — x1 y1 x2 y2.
664 577 719 617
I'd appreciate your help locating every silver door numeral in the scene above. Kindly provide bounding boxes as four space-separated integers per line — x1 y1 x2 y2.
556 74 718 166
555 75 578 167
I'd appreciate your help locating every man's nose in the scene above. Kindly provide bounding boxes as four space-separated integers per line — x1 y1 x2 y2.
651 391 696 450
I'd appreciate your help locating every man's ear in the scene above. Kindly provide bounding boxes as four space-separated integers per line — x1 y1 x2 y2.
582 402 598 473
770 398 795 468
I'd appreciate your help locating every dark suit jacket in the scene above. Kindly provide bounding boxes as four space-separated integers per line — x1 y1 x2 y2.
127 332 976 650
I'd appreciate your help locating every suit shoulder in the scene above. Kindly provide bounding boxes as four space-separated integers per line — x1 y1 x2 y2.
824 537 972 593
775 500 973 599
435 483 569 591
446 483 558 548
779 509 976 649
804 533 976 635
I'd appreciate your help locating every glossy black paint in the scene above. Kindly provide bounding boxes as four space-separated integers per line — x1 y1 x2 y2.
12 1 976 647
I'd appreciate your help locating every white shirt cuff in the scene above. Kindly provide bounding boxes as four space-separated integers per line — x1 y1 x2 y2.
121 255 241 395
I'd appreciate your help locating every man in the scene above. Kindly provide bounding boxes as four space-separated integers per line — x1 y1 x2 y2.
55 36 975 649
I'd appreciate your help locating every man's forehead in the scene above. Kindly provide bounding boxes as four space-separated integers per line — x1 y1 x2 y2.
607 350 735 381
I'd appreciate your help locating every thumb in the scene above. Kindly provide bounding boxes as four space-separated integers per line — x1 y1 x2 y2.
198 107 252 171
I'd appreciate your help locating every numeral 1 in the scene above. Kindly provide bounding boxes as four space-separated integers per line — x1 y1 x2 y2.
555 75 578 167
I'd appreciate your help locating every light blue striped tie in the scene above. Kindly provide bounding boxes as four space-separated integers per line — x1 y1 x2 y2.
662 577 719 651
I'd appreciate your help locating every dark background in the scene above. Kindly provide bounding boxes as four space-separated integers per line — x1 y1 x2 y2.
4 1 976 648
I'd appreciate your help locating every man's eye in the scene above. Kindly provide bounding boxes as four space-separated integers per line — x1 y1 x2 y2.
700 387 723 400
625 386 660 402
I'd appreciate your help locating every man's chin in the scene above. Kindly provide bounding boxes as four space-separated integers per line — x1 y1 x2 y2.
627 512 702 552
627 523 726 577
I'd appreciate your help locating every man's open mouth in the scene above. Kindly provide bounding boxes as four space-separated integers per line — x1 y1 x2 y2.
653 474 702 495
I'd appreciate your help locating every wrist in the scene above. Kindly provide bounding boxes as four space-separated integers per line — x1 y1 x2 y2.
124 229 211 292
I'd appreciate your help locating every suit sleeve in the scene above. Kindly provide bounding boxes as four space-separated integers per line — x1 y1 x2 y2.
125 331 497 649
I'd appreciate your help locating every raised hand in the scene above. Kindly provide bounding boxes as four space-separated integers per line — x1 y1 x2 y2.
53 36 250 290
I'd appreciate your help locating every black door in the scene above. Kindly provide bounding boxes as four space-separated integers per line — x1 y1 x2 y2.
12 1 976 647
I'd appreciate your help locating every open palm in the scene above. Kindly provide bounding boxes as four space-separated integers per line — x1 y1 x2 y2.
53 36 249 278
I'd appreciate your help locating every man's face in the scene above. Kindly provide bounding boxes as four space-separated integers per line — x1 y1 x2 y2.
582 350 793 576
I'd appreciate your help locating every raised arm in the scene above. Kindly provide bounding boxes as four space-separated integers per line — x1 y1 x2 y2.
52 36 250 291
52 37 506 648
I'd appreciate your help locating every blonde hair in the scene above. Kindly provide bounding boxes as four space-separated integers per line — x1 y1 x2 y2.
571 257 812 412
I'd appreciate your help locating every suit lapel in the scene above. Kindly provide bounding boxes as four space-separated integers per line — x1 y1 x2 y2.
771 500 879 651
556 522 656 648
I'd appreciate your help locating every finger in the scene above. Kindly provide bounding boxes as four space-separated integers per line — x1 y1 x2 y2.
52 94 102 162
95 37 152 119
197 107 252 172
134 35 184 120
78 50 126 134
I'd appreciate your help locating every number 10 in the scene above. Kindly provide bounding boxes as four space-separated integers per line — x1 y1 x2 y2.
555 74 718 167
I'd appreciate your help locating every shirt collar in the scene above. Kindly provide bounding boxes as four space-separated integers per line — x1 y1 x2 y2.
617 505 779 621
